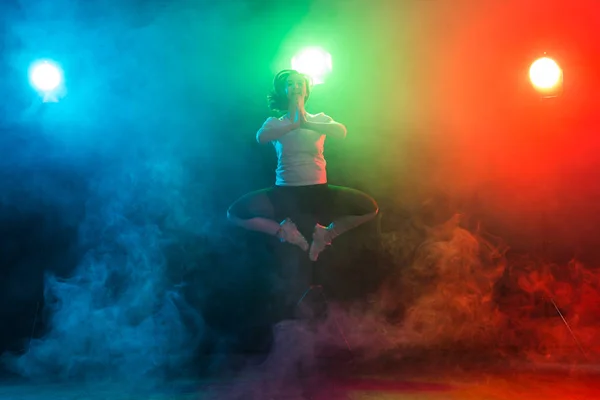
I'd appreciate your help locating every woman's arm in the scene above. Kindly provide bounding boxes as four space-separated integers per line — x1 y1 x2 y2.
256 119 300 144
303 120 347 139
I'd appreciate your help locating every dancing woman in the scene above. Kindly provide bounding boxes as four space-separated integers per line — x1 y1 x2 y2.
227 69 378 261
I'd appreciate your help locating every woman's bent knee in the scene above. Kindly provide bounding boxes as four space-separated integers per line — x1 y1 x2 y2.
226 189 275 223
370 197 380 215
360 192 379 216
227 207 242 225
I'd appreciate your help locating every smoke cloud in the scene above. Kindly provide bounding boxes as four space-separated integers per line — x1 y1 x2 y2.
0 0 271 383
1 0 600 398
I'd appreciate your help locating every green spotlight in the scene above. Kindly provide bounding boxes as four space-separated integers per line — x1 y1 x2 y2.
291 47 332 85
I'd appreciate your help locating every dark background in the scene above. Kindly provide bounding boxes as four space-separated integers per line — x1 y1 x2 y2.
0 0 598 381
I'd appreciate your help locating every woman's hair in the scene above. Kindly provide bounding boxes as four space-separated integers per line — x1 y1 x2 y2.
267 69 312 112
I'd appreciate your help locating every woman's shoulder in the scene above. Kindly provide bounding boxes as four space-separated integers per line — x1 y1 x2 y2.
266 113 287 123
307 112 333 122
262 115 285 125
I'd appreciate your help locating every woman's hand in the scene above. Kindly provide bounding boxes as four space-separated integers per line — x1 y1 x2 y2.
294 109 308 126
291 96 308 128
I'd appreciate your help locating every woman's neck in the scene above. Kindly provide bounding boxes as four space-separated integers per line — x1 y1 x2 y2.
289 99 304 111
287 105 305 115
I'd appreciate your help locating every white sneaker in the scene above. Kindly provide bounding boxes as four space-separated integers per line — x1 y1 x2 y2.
309 224 332 262
277 218 309 251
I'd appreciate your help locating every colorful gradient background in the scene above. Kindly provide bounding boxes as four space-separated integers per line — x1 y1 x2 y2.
1 0 600 393
280 0 600 256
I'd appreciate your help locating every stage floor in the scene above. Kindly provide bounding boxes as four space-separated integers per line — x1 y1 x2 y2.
1 364 598 400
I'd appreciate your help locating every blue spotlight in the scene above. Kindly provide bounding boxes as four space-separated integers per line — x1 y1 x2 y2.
29 60 63 101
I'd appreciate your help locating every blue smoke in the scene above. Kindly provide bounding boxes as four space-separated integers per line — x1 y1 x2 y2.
6 151 204 381
0 0 266 382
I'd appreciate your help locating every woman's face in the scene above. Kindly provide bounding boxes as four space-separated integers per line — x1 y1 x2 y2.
285 74 307 102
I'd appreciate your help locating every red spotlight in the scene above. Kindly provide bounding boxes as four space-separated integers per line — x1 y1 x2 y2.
529 56 563 98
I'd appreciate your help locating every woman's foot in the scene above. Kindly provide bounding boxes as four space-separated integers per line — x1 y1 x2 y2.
309 224 332 261
277 218 309 251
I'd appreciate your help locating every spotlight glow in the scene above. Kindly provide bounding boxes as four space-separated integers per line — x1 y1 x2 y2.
529 57 562 90
29 61 63 92
291 47 332 85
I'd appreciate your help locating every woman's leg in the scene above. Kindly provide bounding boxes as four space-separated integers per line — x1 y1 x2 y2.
309 185 379 261
227 188 309 251
227 214 281 236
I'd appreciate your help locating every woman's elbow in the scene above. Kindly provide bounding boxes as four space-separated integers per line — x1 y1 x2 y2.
256 131 267 144
257 128 276 144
